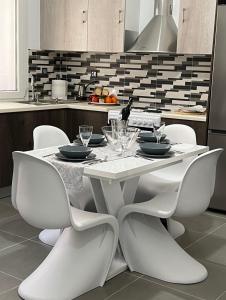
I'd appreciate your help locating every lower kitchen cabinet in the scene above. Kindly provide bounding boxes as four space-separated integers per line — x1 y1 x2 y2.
162 118 207 146
66 109 108 141
0 109 108 187
0 109 67 187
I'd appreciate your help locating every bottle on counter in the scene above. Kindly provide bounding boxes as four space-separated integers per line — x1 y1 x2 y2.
121 97 134 121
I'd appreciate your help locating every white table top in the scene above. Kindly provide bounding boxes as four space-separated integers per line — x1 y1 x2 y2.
27 144 209 182
83 145 209 181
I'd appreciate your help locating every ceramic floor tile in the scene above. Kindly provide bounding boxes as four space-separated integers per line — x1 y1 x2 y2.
76 272 138 300
0 288 20 300
176 229 204 248
0 231 25 251
0 197 12 207
0 187 11 199
144 259 226 300
0 204 18 221
0 272 21 296
0 216 40 239
105 277 199 300
186 223 226 266
0 240 51 280
217 292 226 300
206 210 226 220
175 212 226 234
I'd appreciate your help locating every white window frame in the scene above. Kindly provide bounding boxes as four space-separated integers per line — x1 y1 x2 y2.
0 0 28 101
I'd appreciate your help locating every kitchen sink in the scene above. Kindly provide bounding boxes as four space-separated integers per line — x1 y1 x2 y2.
17 100 79 105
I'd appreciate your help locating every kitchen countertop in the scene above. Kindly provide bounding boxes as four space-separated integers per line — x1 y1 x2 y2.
0 101 207 122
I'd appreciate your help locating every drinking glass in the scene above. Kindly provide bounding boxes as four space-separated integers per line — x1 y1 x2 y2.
154 121 165 144
79 125 93 147
102 126 121 151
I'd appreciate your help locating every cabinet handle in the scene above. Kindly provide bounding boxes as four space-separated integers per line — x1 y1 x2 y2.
182 8 186 23
82 10 87 23
118 9 123 24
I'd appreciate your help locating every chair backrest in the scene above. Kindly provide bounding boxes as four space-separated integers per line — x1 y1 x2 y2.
164 124 197 145
175 149 223 217
33 125 70 149
12 151 71 229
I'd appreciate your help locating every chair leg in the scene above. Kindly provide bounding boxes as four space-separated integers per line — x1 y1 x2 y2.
120 214 207 284
19 225 116 300
167 218 185 239
38 229 61 246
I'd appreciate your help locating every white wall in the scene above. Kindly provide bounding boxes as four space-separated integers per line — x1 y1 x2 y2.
28 0 40 49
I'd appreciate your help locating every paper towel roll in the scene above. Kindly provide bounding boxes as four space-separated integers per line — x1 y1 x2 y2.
52 80 68 100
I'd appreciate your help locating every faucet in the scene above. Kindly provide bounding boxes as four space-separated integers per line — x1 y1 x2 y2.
75 79 98 100
30 75 40 103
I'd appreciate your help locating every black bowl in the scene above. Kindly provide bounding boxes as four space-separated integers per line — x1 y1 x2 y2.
140 143 171 155
139 132 166 142
77 134 105 144
59 145 92 159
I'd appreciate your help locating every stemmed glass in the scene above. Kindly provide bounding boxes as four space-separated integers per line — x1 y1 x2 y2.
79 125 93 147
154 121 165 144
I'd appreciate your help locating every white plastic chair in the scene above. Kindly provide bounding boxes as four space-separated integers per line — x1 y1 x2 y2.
136 124 197 200
33 125 70 149
33 126 71 245
135 124 197 237
118 149 223 284
13 151 118 300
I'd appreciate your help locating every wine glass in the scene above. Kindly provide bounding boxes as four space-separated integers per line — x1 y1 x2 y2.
154 121 165 144
79 125 93 147
102 126 120 151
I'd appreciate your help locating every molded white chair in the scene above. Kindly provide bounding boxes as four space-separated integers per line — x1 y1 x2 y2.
33 126 71 245
13 152 118 300
135 124 197 238
32 125 95 246
118 149 223 284
33 125 70 149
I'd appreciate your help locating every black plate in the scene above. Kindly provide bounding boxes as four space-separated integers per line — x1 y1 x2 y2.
76 134 105 145
139 132 166 143
136 149 174 159
137 138 170 145
55 152 96 162
73 139 107 148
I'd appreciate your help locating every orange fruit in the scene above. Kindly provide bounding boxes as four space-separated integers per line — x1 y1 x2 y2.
111 96 118 104
105 96 112 104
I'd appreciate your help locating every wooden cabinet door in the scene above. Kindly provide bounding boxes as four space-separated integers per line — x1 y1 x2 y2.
40 0 89 51
87 0 125 52
64 0 89 51
40 0 65 50
177 0 216 54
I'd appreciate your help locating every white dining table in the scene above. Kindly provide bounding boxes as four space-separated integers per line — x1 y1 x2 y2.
27 143 209 280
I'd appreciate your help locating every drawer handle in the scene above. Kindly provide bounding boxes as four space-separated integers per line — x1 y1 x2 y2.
182 8 186 23
82 10 87 23
118 9 123 24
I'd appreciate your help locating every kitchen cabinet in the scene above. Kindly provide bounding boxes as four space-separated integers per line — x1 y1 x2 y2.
0 110 67 187
41 0 88 51
66 109 108 141
177 0 217 54
87 0 125 52
40 0 125 52
0 109 108 187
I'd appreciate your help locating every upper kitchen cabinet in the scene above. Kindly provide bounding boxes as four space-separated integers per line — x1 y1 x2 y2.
177 0 217 54
40 0 125 52
40 0 89 51
87 0 125 52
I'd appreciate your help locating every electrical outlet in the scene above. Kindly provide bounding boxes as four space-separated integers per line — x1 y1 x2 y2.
91 71 97 78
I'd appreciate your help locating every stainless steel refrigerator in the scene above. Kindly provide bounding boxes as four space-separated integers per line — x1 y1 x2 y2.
208 3 226 211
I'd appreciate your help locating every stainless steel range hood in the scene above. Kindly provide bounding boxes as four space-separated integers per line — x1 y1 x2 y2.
128 0 177 53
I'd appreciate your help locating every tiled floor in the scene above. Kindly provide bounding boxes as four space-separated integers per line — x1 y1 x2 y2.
1 187 226 300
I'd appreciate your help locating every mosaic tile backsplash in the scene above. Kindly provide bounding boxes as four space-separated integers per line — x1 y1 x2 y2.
29 50 212 109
